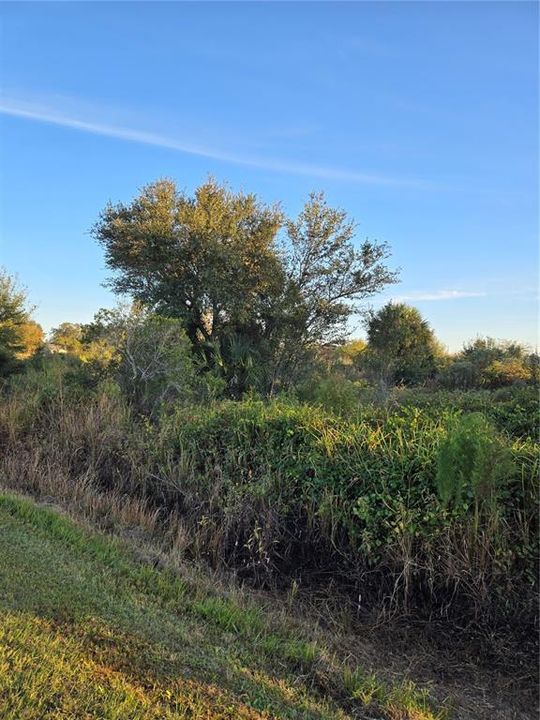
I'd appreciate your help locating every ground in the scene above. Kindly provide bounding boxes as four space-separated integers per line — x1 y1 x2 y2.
0 491 534 719
0 492 445 720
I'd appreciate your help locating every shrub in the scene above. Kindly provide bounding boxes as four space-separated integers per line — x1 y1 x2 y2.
363 303 442 386
159 399 537 622
73 307 201 416
295 374 367 415
115 314 197 416
393 386 539 439
437 360 476 389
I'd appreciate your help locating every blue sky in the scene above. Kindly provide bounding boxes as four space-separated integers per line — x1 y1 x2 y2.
0 1 537 350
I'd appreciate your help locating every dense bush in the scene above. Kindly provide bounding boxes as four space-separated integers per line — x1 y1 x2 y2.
158 398 537 623
362 302 442 386
0 361 537 638
436 413 513 514
295 374 369 415
439 337 538 390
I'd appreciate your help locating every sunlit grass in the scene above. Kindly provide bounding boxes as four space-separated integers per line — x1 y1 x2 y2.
0 492 445 719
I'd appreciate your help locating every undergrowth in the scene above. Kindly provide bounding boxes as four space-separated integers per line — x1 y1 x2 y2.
0 367 537 645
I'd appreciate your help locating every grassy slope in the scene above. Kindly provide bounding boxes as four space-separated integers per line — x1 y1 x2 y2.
0 493 441 720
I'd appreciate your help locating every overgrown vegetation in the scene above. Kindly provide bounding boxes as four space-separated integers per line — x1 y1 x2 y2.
1 354 537 643
0 179 538 716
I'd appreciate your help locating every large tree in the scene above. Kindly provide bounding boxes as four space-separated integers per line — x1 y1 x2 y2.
94 179 283 351
94 179 396 394
269 192 397 389
284 192 396 344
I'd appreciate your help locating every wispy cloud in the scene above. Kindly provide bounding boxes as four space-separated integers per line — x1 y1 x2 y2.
390 290 487 302
0 95 428 188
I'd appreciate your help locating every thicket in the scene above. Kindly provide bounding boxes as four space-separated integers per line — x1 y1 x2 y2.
1 356 537 648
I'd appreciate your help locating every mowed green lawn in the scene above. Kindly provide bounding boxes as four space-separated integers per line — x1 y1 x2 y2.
0 493 440 720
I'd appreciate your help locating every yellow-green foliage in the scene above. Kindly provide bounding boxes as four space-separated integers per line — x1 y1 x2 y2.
339 339 367 365
14 320 44 359
482 358 532 387
0 269 32 375
391 386 539 439
436 413 513 510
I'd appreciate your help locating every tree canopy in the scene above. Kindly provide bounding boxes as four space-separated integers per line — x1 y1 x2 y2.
93 179 397 395
364 302 441 386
